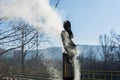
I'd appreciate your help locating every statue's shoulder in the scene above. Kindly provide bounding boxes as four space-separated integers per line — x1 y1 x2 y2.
61 30 69 37
61 30 67 34
61 30 67 35
62 30 65 33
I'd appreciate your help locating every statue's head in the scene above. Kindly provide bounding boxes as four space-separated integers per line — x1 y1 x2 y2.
63 20 73 38
63 20 71 31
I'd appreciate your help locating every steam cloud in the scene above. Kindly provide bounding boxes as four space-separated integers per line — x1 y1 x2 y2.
0 0 63 36
0 0 63 79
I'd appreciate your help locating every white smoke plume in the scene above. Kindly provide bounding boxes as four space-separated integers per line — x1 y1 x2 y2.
0 0 63 36
73 54 81 80
0 0 63 79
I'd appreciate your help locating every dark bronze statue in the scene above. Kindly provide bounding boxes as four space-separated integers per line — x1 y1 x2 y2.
61 20 77 80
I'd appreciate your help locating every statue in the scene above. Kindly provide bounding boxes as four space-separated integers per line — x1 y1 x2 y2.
61 20 77 80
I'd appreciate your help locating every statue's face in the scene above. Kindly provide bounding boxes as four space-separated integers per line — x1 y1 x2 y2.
64 24 70 31
66 25 70 30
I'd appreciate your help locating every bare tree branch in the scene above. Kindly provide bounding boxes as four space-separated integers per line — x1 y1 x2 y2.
0 31 37 55
0 27 24 40
0 29 33 44
55 0 60 8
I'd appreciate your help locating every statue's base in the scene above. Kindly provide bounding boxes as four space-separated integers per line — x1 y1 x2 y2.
63 78 74 80
63 53 74 80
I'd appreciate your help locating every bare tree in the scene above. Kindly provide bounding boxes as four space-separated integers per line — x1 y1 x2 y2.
110 30 120 69
98 34 116 69
99 34 115 61
0 18 48 74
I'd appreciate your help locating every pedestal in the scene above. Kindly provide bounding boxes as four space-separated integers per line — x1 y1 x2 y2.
63 53 74 80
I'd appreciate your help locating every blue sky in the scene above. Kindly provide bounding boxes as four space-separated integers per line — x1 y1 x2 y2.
58 0 120 45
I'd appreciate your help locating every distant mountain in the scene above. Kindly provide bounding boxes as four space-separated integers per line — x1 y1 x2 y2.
28 47 63 59
27 45 101 59
1 45 102 59
77 45 102 59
